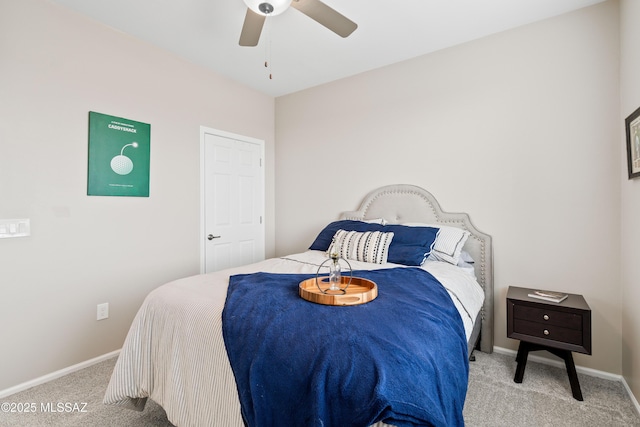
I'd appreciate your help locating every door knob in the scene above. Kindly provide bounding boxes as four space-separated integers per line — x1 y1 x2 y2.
208 234 221 240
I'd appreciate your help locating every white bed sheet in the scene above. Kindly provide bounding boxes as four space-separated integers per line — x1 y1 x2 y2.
104 250 484 427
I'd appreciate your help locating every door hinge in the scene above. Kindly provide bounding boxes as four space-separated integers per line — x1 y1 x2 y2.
260 216 263 224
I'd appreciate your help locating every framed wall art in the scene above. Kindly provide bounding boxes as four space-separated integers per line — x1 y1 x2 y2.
87 111 151 196
626 106 640 180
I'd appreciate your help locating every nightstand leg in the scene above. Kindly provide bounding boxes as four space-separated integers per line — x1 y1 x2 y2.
565 353 583 401
514 341 530 383
555 350 583 401
543 348 584 401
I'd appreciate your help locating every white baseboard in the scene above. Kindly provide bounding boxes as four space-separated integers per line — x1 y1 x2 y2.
0 350 120 399
493 346 640 416
621 376 640 418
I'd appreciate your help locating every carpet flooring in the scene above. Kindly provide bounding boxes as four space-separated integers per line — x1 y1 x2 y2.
465 352 640 427
1 351 639 426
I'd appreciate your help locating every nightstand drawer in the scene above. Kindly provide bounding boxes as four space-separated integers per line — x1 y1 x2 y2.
513 304 582 330
513 318 583 346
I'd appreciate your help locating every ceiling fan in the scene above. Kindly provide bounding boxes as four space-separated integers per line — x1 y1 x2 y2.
239 0 357 47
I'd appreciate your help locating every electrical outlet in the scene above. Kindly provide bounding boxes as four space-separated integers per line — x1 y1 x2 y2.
97 303 109 320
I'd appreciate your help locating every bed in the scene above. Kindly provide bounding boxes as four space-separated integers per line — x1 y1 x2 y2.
104 184 493 427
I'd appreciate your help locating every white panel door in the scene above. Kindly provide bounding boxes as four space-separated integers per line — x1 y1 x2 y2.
202 129 264 273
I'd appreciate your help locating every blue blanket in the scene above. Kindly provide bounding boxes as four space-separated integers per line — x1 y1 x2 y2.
222 267 468 427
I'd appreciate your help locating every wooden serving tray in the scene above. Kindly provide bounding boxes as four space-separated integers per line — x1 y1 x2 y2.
299 276 378 306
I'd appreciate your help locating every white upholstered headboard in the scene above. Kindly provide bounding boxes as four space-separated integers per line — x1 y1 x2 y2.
339 184 494 353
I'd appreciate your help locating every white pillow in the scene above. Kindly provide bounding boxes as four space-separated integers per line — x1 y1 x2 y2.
456 251 477 278
403 223 470 265
328 229 394 264
458 250 475 264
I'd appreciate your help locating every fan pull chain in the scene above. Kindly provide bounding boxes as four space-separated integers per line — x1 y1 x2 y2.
264 21 273 80
265 42 272 80
264 51 272 80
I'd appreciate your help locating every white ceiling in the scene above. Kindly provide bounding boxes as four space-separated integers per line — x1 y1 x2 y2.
49 0 605 97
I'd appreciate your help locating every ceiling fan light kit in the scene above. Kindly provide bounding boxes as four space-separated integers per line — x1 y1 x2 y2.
243 0 292 16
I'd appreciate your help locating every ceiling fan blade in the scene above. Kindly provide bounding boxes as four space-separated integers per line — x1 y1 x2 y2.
239 8 266 46
291 0 357 38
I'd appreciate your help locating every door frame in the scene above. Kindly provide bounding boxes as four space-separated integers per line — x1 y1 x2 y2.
199 126 265 273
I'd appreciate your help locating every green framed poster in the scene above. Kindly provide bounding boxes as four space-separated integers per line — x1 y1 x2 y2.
87 111 150 197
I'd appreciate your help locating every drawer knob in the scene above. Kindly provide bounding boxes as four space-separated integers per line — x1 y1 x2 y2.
543 329 550 336
543 314 549 321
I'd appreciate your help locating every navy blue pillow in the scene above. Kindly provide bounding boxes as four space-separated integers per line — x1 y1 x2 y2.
309 220 439 266
386 244 433 266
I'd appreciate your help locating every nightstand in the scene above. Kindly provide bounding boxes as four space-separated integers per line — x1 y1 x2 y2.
506 286 591 401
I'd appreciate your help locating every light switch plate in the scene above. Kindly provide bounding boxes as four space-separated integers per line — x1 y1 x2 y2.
0 219 30 238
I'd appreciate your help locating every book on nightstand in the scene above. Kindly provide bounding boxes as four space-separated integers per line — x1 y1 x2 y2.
527 290 568 303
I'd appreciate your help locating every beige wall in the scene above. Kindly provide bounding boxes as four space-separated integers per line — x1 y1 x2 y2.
276 1 622 375
0 0 275 390
620 0 640 404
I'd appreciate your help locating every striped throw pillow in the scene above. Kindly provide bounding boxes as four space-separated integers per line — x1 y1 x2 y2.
328 229 394 264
